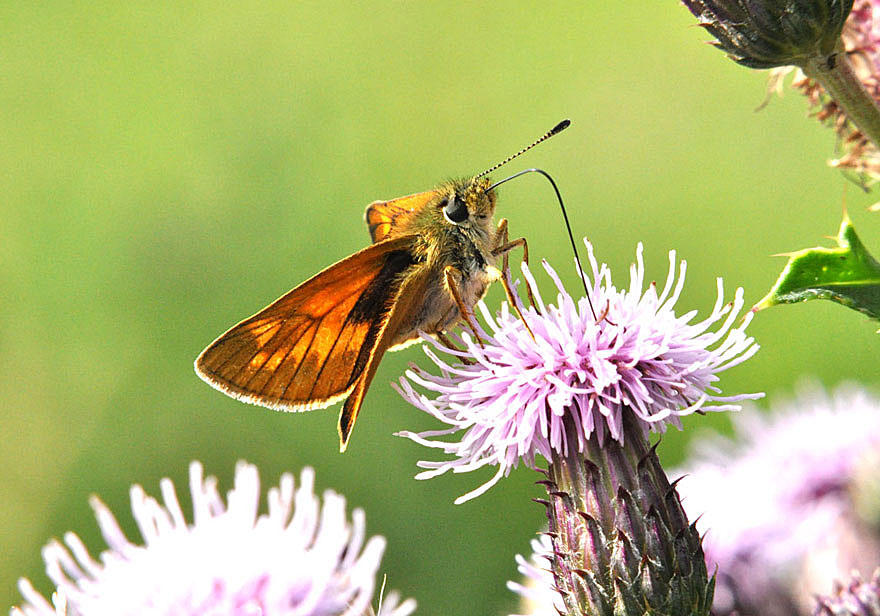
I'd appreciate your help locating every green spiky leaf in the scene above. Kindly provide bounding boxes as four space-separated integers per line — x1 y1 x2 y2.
753 215 880 323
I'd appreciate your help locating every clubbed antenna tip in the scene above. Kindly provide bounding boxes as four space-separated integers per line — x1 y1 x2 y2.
475 119 572 179
549 119 570 135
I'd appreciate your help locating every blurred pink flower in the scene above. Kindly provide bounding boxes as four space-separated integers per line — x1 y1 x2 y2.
815 569 880 615
12 461 415 616
505 534 564 616
396 241 760 503
674 384 880 616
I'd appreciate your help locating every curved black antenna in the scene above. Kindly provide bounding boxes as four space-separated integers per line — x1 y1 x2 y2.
487 168 597 320
475 119 570 179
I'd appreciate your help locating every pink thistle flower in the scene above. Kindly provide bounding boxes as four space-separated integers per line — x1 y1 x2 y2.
11 461 415 616
674 384 880 616
815 569 880 616
395 241 761 503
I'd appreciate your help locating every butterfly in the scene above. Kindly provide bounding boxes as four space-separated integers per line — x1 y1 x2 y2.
195 120 570 451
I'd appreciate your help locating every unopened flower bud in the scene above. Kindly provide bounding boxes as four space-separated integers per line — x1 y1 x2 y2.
683 0 854 68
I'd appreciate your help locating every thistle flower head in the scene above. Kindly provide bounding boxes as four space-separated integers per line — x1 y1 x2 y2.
396 241 760 503
674 384 880 616
12 461 415 616
814 569 880 616
682 0 854 68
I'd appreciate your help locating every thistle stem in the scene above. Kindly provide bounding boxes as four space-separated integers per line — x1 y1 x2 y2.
802 50 880 149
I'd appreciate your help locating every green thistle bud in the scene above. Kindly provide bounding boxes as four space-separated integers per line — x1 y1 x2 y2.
683 0 854 68
540 414 713 616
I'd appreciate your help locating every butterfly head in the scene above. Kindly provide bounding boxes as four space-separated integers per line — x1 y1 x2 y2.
439 176 497 230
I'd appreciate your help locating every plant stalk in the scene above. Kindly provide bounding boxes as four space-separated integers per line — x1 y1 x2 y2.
802 49 880 149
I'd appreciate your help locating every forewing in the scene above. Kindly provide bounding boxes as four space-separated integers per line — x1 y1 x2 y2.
365 190 438 242
337 263 435 451
195 235 417 411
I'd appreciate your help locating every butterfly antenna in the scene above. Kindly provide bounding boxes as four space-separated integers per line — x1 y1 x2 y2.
487 168 598 320
474 119 570 179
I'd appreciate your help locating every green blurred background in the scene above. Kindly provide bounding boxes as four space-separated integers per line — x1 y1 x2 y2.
3 2 880 614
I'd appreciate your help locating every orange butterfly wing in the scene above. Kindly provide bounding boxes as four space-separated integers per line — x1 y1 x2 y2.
365 190 439 242
336 261 434 450
195 235 417 413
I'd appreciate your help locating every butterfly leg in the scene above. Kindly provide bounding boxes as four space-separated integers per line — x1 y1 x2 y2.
492 218 538 308
443 265 485 348
492 219 536 340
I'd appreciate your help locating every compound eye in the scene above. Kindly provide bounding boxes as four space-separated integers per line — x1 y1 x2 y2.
443 197 469 224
